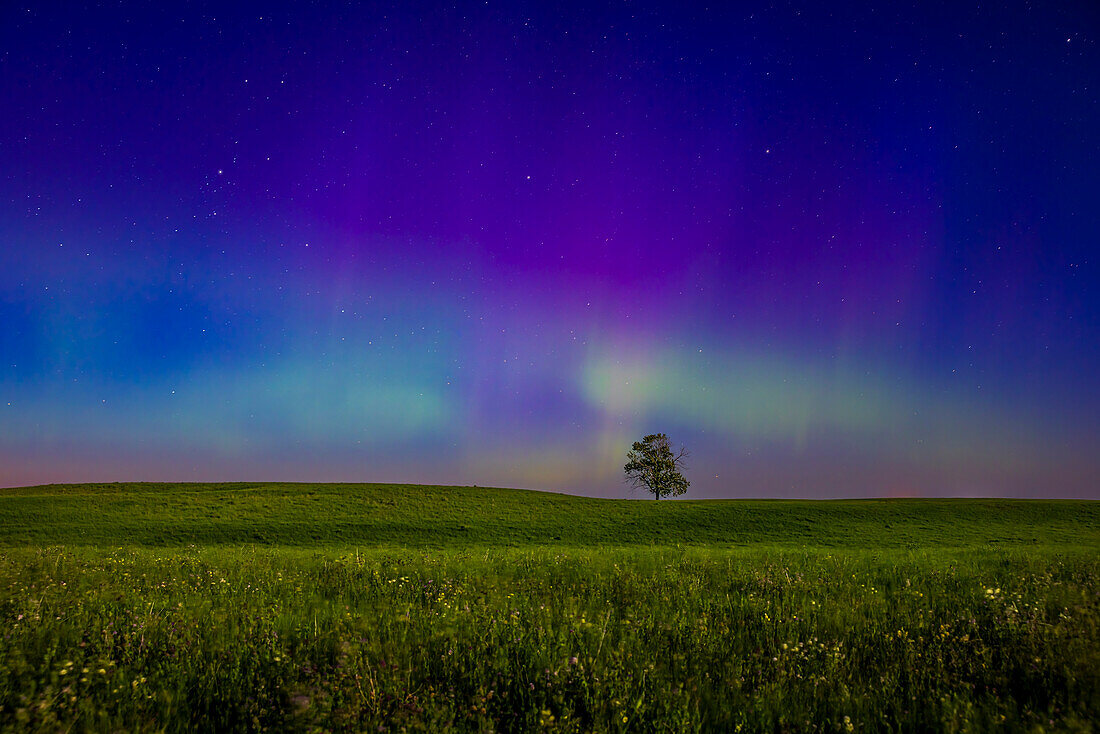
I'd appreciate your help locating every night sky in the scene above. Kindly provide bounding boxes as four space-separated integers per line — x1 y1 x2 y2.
2 1 1097 497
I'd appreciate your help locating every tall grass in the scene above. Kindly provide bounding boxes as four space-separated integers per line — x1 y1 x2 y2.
1 545 1096 732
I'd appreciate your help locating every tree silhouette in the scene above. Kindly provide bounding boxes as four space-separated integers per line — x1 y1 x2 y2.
623 433 690 499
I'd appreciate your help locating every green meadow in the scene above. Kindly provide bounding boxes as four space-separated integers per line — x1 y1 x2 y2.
0 483 1096 732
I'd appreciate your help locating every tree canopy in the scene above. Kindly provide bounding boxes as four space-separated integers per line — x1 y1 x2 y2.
623 433 690 499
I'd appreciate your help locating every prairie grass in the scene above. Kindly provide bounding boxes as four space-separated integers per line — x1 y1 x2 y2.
1 545 1097 732
0 484 1096 732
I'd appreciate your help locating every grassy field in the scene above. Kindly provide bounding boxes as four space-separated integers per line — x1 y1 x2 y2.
0 484 1096 732
0 482 1096 549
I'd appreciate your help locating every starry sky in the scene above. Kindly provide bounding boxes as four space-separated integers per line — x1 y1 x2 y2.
1 1 1098 497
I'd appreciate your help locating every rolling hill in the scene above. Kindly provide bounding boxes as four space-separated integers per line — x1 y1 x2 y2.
0 482 1094 548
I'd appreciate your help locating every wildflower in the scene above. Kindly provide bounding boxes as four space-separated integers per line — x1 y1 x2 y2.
569 656 578 665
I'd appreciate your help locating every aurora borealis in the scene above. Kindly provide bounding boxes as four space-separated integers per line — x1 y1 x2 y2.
1 2 1097 497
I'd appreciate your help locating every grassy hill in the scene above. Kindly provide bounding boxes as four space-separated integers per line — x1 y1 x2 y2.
1 482 1097 731
0 482 1095 548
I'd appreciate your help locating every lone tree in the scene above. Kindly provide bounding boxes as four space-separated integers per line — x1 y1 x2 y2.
623 433 690 500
